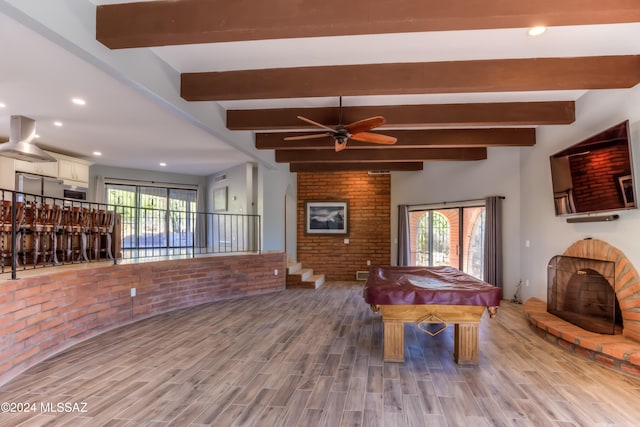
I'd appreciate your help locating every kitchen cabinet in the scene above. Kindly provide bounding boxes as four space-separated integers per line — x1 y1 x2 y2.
14 158 58 177
58 158 90 184
0 152 92 192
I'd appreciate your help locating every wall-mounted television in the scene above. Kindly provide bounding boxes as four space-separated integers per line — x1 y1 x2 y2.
550 120 636 216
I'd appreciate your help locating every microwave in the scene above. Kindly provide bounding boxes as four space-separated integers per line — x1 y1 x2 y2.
63 186 88 201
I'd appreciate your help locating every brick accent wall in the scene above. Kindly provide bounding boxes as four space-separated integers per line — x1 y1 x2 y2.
297 172 390 280
570 144 631 212
0 252 286 386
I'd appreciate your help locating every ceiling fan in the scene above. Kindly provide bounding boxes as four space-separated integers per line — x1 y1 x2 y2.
284 97 398 152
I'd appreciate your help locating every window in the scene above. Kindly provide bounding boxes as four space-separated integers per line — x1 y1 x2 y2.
106 183 197 251
415 211 450 266
409 203 485 279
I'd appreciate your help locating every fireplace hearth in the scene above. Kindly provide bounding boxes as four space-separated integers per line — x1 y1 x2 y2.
548 255 622 335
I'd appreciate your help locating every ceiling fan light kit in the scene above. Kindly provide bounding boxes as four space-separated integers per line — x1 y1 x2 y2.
284 97 398 152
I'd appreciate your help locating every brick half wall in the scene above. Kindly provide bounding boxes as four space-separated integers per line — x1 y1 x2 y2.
0 252 286 385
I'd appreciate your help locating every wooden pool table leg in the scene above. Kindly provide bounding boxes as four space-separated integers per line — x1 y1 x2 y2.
453 322 480 364
383 320 405 362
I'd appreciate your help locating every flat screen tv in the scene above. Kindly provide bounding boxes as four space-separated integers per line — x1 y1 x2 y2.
550 120 636 216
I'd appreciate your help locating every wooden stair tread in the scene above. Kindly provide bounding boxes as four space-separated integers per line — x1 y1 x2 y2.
286 263 325 289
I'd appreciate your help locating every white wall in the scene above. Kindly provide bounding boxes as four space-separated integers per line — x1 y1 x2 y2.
207 163 254 215
260 165 296 253
520 86 640 302
391 148 522 300
207 162 294 253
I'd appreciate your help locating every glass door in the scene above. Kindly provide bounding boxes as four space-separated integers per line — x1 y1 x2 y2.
409 205 486 279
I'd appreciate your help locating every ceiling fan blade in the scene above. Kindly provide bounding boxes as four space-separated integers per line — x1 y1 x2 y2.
345 116 386 135
335 139 348 152
349 132 398 145
284 132 331 141
297 116 336 133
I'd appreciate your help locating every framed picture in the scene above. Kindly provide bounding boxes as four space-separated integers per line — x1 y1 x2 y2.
213 187 228 212
618 175 636 208
306 201 348 234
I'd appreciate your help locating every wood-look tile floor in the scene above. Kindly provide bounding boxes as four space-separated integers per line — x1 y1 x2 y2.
2 282 640 426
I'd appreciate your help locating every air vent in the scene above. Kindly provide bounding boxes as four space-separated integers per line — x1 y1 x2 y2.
214 174 227 182
368 170 391 175
356 271 369 281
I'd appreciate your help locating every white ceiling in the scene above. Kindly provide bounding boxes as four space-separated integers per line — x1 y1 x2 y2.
1 0 639 175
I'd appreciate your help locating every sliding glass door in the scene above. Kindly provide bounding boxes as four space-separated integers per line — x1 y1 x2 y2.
106 184 197 251
409 205 485 279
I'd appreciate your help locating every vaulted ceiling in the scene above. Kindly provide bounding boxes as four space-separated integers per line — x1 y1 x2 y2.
2 1 640 175
93 0 640 173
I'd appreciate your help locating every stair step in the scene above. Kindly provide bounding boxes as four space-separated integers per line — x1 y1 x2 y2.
287 262 302 275
296 268 313 281
286 267 312 287
286 261 326 289
302 274 325 289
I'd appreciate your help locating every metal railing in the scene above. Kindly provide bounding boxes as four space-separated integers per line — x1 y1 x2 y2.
0 189 261 278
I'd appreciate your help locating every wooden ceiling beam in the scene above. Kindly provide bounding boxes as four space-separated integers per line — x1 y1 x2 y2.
229 101 574 130
181 56 640 101
289 162 424 172
257 128 535 150
275 148 487 163
96 0 640 48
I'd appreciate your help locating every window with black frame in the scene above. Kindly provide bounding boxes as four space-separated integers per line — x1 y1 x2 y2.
409 203 485 280
106 183 197 256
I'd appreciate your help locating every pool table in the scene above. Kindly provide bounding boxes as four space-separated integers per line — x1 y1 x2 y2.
364 266 501 364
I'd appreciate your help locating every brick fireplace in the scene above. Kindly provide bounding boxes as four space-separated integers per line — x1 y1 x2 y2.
524 238 640 377
547 255 621 335
559 239 640 341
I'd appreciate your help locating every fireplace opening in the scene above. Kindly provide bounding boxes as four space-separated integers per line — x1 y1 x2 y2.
548 255 622 335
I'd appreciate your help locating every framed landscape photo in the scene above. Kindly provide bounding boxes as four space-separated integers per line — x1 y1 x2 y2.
306 201 348 234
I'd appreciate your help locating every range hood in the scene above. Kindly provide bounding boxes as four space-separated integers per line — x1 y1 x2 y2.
0 115 57 162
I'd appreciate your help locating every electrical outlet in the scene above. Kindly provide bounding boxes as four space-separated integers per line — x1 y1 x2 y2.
130 288 136 297
367 260 371 266
274 269 278 276
525 280 530 287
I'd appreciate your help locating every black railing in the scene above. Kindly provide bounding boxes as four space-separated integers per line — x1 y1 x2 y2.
0 189 261 278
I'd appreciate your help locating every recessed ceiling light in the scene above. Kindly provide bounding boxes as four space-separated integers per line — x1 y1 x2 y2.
159 162 167 167
0 102 6 108
72 97 86 106
54 121 63 127
528 26 546 36
93 151 102 156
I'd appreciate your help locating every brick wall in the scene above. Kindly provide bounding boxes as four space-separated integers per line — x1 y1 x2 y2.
297 172 390 280
0 252 286 386
570 144 630 212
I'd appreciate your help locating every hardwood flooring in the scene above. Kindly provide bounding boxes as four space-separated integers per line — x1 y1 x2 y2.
2 281 640 426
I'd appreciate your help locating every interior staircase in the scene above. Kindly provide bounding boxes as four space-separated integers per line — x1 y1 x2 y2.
286 261 325 289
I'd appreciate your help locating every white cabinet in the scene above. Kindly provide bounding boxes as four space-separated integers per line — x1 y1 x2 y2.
58 158 90 184
14 158 58 177
0 152 92 191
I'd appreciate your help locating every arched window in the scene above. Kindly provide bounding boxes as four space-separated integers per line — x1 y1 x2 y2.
415 212 450 266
